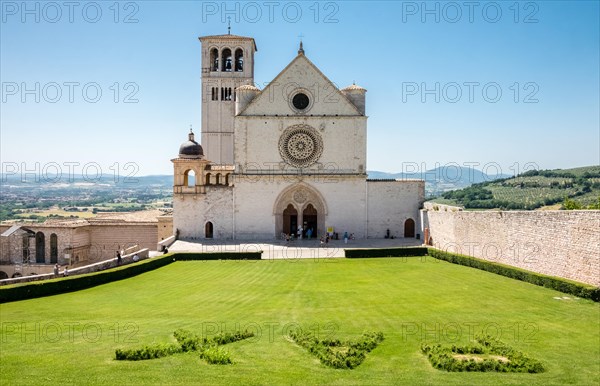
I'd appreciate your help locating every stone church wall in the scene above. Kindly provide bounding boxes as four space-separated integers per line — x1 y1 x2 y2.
423 209 600 286
366 180 425 238
173 188 233 240
233 177 368 240
235 116 367 175
311 177 367 238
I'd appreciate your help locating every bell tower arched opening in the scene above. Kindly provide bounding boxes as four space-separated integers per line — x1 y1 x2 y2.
235 48 244 72
184 169 196 187
221 48 232 72
210 48 219 71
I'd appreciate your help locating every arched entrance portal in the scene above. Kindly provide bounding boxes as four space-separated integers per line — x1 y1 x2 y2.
273 184 327 239
282 204 298 236
205 222 214 238
404 218 415 238
303 204 317 238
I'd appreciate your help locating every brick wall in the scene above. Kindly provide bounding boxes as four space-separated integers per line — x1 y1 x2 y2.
88 224 157 261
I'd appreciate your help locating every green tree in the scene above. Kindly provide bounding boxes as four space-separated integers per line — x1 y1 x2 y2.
562 197 582 210
587 197 600 210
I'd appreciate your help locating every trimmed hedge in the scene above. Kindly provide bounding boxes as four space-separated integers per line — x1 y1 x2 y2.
115 343 181 361
345 247 428 258
0 252 262 303
116 328 254 364
421 334 545 373
428 248 600 302
0 253 175 304
175 252 262 261
288 328 384 369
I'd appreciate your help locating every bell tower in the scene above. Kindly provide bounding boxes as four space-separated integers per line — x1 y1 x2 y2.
198 32 257 165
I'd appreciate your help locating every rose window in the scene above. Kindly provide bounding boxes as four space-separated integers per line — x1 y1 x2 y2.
279 125 323 168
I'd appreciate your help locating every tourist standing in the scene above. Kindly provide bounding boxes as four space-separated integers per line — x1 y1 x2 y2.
116 250 122 265
344 232 349 244
53 264 59 276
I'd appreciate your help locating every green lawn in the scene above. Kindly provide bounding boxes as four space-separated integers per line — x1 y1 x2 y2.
1 258 598 385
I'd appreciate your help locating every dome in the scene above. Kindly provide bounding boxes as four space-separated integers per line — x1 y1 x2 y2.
341 83 367 92
178 129 203 158
237 84 260 91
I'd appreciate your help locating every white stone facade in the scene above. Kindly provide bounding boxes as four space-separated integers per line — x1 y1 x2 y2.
172 34 424 240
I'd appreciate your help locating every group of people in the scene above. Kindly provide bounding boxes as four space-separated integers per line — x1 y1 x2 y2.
283 228 355 246
282 226 316 242
53 263 68 277
49 248 144 279
115 250 141 264
295 226 314 240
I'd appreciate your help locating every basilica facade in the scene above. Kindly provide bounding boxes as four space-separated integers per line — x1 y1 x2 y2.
172 33 424 240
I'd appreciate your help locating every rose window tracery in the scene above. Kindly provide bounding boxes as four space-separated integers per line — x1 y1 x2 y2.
278 125 323 168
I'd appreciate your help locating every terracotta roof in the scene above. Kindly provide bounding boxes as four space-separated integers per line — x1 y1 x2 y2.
90 210 162 223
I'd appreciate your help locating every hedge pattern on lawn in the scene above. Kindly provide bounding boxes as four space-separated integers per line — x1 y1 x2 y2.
421 334 545 373
115 329 254 364
428 248 600 302
288 328 384 369
0 252 262 303
345 247 428 258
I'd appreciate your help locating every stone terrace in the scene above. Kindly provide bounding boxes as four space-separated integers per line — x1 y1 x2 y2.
168 238 423 259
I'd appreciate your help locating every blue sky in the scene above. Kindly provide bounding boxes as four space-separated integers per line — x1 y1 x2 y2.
1 0 599 178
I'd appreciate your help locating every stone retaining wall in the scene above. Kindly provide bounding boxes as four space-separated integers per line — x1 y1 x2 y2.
422 209 600 286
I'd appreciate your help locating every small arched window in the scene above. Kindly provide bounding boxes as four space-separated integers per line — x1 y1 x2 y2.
210 48 219 71
184 169 195 187
221 48 232 72
50 233 58 264
205 222 214 238
22 234 30 263
235 48 244 72
35 232 45 263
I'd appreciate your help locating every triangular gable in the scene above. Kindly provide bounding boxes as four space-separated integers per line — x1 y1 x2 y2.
239 54 362 116
1 225 35 237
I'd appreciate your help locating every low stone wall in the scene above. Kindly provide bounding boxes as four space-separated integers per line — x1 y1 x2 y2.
0 249 150 286
157 235 176 252
422 209 600 286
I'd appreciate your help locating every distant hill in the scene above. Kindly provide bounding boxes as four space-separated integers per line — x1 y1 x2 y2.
1 174 174 188
2 168 505 197
368 167 511 195
431 166 600 210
